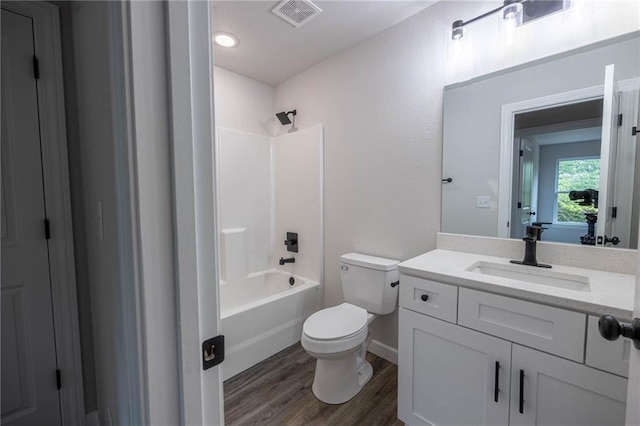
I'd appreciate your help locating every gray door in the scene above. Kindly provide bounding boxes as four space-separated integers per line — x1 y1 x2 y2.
1 8 62 425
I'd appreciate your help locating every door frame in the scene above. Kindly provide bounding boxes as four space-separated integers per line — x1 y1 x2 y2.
166 2 224 424
1 2 85 424
99 1 223 423
498 85 604 237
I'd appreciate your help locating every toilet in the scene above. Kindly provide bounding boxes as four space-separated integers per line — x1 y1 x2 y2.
301 253 399 404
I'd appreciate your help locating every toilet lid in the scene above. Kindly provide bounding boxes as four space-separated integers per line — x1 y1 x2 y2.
303 303 368 340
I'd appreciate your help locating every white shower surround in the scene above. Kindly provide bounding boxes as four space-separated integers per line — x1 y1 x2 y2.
215 125 324 379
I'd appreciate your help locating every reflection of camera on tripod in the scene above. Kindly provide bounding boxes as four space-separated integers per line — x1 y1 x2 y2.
569 189 619 246
580 212 598 246
569 189 598 208
568 189 599 245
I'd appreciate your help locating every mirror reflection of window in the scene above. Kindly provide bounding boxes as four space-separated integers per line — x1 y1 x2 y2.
513 99 603 244
555 157 600 223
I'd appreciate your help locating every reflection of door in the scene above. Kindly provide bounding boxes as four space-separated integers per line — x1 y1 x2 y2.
1 9 62 425
597 64 620 246
513 137 539 239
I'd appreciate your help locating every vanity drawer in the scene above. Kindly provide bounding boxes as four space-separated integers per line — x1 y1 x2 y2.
586 315 630 377
458 288 586 362
399 275 457 323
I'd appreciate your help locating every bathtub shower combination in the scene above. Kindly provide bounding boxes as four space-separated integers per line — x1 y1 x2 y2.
221 271 319 379
215 125 324 380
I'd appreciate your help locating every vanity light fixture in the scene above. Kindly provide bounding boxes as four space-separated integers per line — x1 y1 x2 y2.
503 0 523 22
451 0 569 40
213 32 239 48
452 20 464 40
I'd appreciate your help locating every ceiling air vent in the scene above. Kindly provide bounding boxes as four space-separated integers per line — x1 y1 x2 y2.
272 0 323 28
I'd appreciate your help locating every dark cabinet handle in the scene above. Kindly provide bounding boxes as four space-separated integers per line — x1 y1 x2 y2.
494 361 500 403
599 315 640 349
442 178 453 183
519 369 525 414
390 281 400 288
421 294 429 302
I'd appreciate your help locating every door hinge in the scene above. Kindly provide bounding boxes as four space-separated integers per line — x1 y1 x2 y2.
617 114 623 127
33 55 40 80
56 369 61 390
517 202 522 209
519 149 524 157
633 126 638 136
44 218 50 240
612 206 617 219
202 335 225 370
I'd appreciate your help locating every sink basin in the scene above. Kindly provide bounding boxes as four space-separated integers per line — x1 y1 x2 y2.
466 261 591 292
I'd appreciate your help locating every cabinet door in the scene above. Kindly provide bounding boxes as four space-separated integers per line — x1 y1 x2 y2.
510 344 628 426
398 308 511 426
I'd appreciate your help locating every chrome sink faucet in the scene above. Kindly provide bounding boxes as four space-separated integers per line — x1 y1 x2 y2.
510 225 552 269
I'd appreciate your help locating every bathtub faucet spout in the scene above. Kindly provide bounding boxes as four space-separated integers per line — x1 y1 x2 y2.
279 257 295 265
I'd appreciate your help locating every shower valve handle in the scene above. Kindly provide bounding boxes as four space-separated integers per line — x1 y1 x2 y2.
284 232 298 253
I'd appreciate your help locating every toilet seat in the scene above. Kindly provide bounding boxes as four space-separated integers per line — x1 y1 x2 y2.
302 303 368 354
304 303 368 340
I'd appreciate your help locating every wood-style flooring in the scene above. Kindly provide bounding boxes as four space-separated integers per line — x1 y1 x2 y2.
223 343 403 426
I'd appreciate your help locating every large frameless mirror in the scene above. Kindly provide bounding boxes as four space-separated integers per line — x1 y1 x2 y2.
442 33 640 249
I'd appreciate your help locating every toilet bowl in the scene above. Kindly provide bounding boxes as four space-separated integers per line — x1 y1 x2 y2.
301 303 376 404
301 253 399 404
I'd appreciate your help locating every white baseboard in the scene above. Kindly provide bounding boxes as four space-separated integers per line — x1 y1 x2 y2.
86 411 100 426
369 339 398 365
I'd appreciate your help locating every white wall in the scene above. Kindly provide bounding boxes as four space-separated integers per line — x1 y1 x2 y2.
71 2 129 424
273 125 323 283
538 140 601 243
273 0 640 352
71 2 181 424
51 0 98 414
129 2 179 424
274 4 449 350
213 66 275 136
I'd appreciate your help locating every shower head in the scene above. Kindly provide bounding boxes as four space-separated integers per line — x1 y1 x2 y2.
276 112 291 125
276 110 296 125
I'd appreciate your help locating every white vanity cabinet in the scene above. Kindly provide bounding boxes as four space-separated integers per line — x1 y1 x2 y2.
398 308 511 426
398 274 629 426
510 344 627 426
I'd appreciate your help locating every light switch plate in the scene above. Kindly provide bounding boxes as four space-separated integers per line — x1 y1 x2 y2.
477 196 490 208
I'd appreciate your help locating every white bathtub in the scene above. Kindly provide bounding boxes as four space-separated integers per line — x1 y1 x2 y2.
220 269 320 380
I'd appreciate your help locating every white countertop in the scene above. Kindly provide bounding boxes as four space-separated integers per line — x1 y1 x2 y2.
399 249 636 320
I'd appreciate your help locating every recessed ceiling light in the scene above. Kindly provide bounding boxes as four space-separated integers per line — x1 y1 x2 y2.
213 32 238 48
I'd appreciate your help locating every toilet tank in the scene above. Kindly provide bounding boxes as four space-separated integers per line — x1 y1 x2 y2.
340 253 400 315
